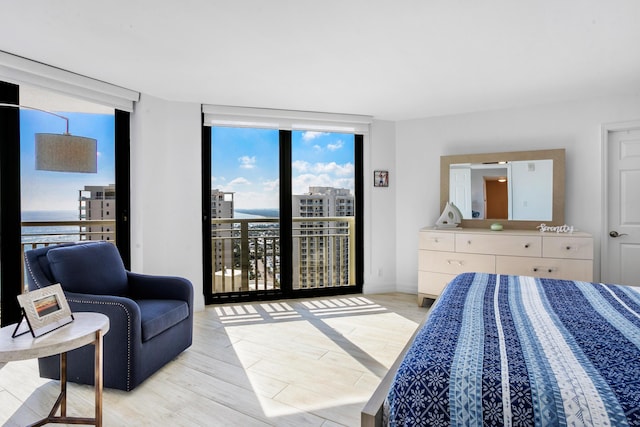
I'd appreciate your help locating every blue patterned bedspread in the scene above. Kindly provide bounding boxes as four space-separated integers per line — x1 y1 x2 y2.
386 273 640 426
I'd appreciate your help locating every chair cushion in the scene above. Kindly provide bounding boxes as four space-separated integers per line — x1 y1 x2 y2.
136 299 190 342
47 242 129 296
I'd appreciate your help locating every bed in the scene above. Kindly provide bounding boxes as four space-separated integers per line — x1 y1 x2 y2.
362 272 640 426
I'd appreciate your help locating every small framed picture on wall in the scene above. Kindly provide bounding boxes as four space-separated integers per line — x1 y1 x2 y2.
374 170 389 187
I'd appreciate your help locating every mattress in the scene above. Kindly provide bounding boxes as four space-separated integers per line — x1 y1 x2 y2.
386 272 640 426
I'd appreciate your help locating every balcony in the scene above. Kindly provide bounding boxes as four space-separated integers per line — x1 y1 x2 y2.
18 216 356 295
211 216 355 293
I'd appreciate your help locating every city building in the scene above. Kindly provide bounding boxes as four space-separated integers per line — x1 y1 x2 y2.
210 189 236 292
292 187 354 289
78 184 116 241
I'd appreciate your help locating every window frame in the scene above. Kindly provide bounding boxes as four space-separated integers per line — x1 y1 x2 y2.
202 121 364 304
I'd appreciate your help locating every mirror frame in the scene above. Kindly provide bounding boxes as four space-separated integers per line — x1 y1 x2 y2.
440 148 565 229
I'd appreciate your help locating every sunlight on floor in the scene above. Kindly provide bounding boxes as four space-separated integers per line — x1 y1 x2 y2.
219 297 421 420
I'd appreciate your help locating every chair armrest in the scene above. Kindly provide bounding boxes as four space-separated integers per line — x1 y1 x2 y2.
65 291 141 320
126 272 193 305
64 291 143 343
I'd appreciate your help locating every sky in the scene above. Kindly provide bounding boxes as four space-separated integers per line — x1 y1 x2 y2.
20 110 115 214
20 113 355 214
211 127 355 210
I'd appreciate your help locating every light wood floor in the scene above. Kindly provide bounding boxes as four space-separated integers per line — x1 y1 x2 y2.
0 293 428 426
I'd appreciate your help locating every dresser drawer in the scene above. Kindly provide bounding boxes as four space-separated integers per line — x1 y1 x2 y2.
419 271 456 297
455 233 542 257
542 236 594 260
496 256 593 281
420 250 495 275
419 231 455 251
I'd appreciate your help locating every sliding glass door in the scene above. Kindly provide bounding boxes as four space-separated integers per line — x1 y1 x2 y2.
207 126 281 298
203 125 362 303
291 130 356 290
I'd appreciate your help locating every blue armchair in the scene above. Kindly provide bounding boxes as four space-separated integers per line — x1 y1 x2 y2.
24 241 193 391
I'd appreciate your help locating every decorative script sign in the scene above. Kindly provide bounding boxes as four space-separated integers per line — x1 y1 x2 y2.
537 223 574 233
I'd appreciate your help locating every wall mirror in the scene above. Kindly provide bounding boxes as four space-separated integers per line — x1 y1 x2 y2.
440 149 565 229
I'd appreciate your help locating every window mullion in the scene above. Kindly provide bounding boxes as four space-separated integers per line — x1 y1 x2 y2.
279 130 293 293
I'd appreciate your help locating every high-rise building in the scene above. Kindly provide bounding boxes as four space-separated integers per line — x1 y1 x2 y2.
78 184 116 241
211 190 235 290
292 186 354 289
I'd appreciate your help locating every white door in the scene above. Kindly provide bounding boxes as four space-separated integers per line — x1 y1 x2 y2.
603 124 640 286
449 167 472 218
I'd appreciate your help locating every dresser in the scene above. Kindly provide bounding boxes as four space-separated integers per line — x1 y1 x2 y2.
418 227 593 305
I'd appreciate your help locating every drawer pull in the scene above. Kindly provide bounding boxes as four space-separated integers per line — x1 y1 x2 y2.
447 260 463 266
565 246 572 251
524 243 530 248
532 267 555 273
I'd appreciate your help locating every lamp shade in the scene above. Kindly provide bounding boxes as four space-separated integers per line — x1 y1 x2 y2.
35 133 97 173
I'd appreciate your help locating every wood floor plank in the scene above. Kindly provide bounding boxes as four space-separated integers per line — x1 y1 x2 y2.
0 292 427 426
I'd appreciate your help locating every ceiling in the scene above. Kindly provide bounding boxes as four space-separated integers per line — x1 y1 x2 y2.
2 0 640 121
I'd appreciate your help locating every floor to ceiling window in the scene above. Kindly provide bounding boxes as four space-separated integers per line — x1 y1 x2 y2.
202 106 368 303
1 80 133 327
208 127 280 297
291 130 356 290
20 85 117 248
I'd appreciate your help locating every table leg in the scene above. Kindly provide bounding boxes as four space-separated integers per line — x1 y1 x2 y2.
29 332 104 426
27 352 70 427
60 352 67 417
95 329 103 427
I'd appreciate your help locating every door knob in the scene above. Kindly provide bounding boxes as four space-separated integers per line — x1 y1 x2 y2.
609 231 628 238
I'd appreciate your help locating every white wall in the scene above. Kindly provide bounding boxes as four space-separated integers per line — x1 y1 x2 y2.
363 120 397 293
126 93 640 301
394 94 640 293
511 159 553 220
130 94 205 311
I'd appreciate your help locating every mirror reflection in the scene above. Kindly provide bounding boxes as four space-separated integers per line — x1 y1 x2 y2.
450 159 553 220
440 149 565 229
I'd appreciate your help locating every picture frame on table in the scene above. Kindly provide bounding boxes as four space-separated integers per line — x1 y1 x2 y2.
14 284 74 338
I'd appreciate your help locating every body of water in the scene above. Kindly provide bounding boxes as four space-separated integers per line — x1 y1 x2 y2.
235 209 279 218
22 210 79 221
21 210 84 244
21 210 278 243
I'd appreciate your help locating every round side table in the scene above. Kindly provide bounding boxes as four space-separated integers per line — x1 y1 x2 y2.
0 312 110 427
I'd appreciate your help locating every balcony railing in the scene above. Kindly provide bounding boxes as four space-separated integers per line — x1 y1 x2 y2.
211 216 355 294
18 216 356 295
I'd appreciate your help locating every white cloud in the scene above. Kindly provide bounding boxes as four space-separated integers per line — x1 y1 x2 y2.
293 161 354 177
302 131 329 142
228 177 251 186
292 160 310 172
262 178 279 192
311 161 354 176
238 155 256 169
327 140 343 151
